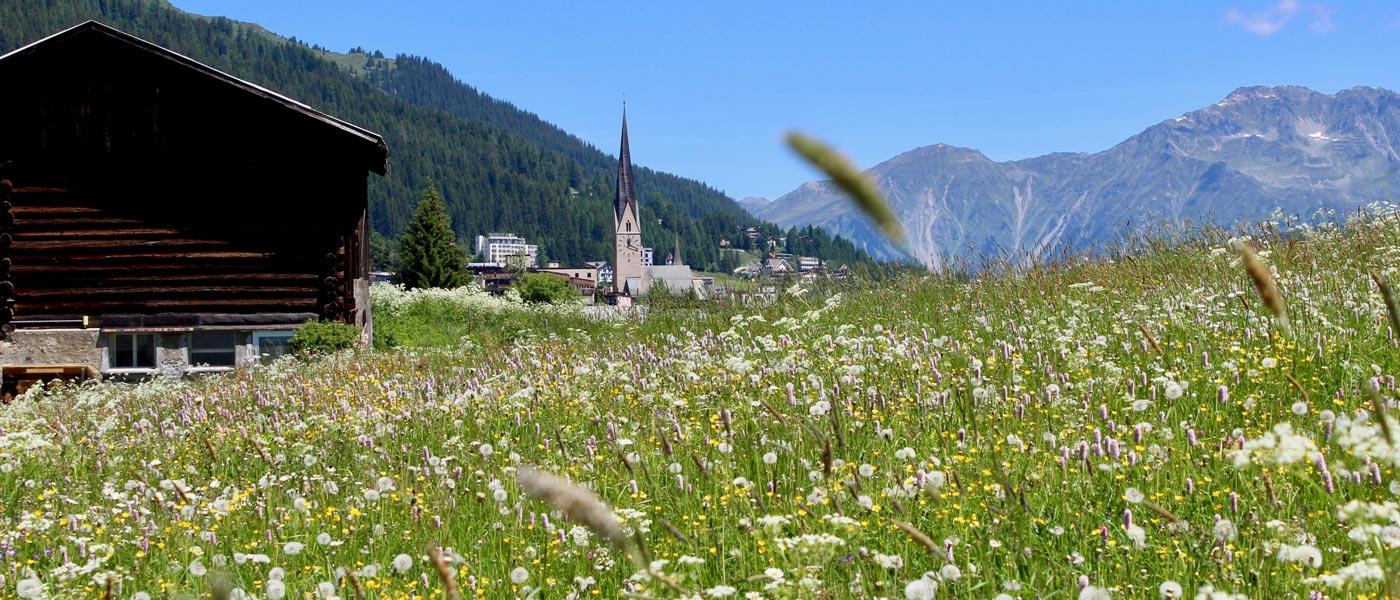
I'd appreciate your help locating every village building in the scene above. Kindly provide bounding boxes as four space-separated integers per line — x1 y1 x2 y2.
533 271 597 300
466 263 596 303
765 256 796 275
584 261 613 285
535 262 599 301
474 232 538 268
536 263 599 284
0 21 386 392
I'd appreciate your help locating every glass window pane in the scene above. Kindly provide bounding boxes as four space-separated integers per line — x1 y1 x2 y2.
254 332 294 363
135 334 155 368
114 335 133 368
192 332 236 352
111 334 156 368
190 333 237 367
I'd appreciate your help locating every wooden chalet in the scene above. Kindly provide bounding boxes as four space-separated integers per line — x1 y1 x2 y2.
0 21 386 390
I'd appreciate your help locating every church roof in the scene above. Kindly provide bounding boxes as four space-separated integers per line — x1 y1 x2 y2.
615 110 639 218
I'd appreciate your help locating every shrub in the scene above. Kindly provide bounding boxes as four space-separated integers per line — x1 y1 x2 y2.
516 273 580 304
368 283 591 350
289 320 361 355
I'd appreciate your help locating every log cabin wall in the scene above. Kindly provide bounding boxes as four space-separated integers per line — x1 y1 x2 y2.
0 22 384 334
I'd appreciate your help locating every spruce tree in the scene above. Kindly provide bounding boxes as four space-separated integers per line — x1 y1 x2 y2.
398 182 468 289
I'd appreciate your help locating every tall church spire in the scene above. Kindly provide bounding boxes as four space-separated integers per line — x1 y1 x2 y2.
612 107 645 296
615 108 638 219
671 234 681 266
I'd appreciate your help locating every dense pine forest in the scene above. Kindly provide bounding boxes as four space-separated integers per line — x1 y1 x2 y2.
0 0 876 271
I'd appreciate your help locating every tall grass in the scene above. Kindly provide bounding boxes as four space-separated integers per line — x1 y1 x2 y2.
2 211 1400 599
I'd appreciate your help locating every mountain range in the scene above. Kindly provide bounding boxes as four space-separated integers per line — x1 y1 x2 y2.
757 85 1400 271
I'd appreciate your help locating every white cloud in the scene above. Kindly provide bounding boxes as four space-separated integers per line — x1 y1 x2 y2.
1225 0 1301 35
1224 0 1336 35
1308 4 1336 33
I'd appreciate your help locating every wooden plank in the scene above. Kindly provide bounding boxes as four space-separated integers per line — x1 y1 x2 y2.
19 286 316 298
8 251 269 262
9 186 69 193
13 216 147 226
11 238 233 251
11 206 106 215
18 298 321 311
13 227 186 238
11 263 316 276
10 271 319 283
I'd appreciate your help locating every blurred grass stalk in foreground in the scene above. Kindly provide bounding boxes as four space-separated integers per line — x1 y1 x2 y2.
786 132 906 250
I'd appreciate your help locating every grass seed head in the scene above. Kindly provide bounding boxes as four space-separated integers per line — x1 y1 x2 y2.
428 545 460 600
1371 268 1400 337
516 466 627 545
892 519 938 554
1238 242 1287 323
786 132 906 248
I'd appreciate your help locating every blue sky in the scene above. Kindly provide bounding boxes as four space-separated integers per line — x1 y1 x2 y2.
172 0 1400 200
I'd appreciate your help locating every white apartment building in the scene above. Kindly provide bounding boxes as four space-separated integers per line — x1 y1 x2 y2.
474 233 538 267
641 246 654 266
585 261 613 285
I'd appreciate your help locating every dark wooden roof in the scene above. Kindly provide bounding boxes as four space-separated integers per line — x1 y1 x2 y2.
0 20 388 174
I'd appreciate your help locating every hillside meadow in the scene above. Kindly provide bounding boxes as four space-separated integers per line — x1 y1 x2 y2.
4 212 1400 599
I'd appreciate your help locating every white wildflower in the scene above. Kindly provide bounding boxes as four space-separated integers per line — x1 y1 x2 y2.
904 576 937 600
1080 585 1111 600
1159 580 1183 599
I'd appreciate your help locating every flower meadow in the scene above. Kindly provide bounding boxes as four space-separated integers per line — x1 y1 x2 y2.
4 215 1400 600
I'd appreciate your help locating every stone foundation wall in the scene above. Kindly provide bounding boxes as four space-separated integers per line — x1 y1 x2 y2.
0 329 103 371
0 329 291 382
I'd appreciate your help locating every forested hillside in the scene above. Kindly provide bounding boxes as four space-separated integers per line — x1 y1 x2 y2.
0 0 874 271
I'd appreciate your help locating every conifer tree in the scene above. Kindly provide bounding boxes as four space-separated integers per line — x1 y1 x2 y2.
398 181 468 289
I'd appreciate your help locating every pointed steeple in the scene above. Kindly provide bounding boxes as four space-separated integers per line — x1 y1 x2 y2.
615 108 639 219
671 234 681 266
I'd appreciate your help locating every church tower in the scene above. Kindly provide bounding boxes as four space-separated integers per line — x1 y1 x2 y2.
613 110 644 294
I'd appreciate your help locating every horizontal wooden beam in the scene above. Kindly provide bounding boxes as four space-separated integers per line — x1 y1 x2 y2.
18 285 317 298
11 272 320 284
12 238 232 251
9 250 273 262
18 298 321 312
13 227 187 239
